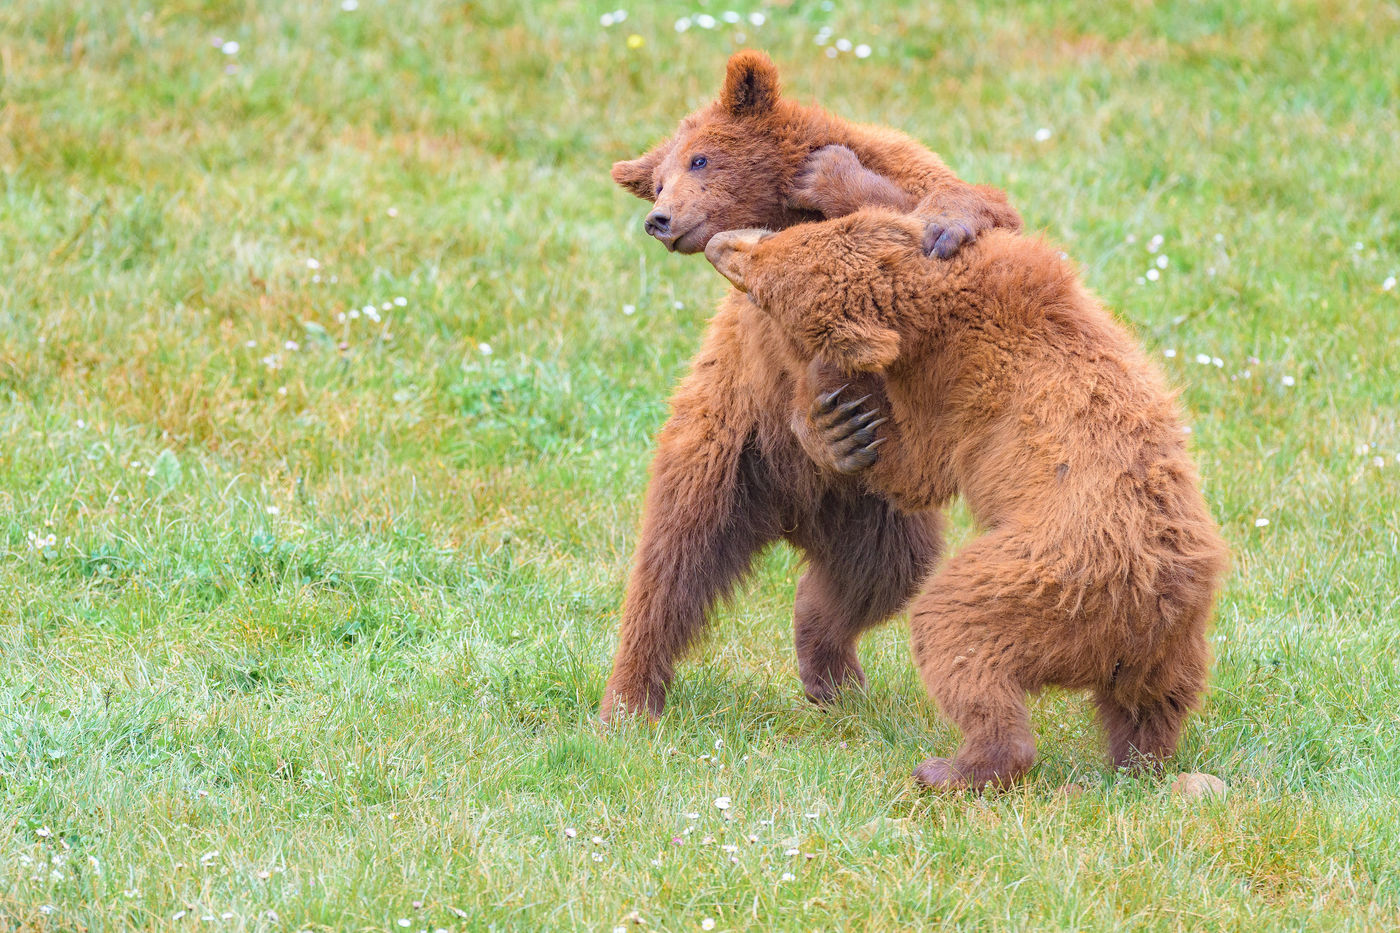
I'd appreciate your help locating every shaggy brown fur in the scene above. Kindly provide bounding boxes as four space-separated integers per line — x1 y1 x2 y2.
600 51 1021 722
707 212 1229 789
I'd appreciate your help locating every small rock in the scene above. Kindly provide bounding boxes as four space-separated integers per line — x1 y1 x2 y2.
852 816 916 842
1171 772 1226 799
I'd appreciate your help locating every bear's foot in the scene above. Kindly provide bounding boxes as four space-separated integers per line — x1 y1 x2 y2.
913 757 972 792
598 680 665 726
914 740 1035 792
799 649 868 705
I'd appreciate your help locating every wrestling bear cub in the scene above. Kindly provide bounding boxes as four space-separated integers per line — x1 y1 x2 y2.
708 212 1229 790
601 51 1021 725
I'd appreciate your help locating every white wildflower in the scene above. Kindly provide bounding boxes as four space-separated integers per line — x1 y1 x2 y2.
1034 127 1052 142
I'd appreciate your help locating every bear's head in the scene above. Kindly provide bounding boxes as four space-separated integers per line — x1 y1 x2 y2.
611 50 817 254
704 212 922 372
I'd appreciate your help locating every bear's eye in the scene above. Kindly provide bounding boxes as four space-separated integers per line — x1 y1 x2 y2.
655 183 663 197
690 155 708 170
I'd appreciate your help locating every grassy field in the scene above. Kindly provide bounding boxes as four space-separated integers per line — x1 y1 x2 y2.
2 0 1399 929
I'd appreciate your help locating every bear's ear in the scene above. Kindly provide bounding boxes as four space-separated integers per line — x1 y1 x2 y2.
826 324 901 373
720 50 781 117
611 138 672 201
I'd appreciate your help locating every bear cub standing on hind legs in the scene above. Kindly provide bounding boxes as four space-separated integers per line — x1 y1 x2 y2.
600 50 1021 723
706 211 1229 790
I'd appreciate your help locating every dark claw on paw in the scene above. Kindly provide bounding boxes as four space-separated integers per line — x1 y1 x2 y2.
922 224 946 256
829 395 871 422
831 428 885 474
828 408 882 441
814 385 850 416
926 223 973 259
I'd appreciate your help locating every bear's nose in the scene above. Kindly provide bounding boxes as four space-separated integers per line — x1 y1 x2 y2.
644 210 672 239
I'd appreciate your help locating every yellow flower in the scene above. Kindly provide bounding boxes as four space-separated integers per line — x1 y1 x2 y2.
627 33 644 49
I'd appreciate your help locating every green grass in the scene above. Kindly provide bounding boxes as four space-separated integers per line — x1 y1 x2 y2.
2 0 1399 929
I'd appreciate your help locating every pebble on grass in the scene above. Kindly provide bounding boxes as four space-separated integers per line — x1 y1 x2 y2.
1171 772 1227 799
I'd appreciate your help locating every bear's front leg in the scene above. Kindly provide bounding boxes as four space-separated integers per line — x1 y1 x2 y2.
601 410 781 723
915 182 1023 259
791 361 945 514
788 359 887 476
786 145 917 220
793 382 888 475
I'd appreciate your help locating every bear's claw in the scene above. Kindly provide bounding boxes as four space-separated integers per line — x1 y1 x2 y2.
923 221 976 259
810 385 885 474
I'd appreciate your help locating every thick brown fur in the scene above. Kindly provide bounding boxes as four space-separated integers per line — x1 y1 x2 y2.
600 52 1020 722
707 212 1229 789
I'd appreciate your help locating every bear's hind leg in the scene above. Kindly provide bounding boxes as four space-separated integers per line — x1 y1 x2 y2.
601 431 782 723
911 636 1037 792
1096 633 1209 771
788 492 942 704
908 533 1071 791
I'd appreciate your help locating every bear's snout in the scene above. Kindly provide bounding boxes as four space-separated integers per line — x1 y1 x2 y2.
705 228 771 291
644 208 672 240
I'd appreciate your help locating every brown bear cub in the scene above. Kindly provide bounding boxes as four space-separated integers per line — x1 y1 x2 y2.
601 51 1021 723
706 212 1229 790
